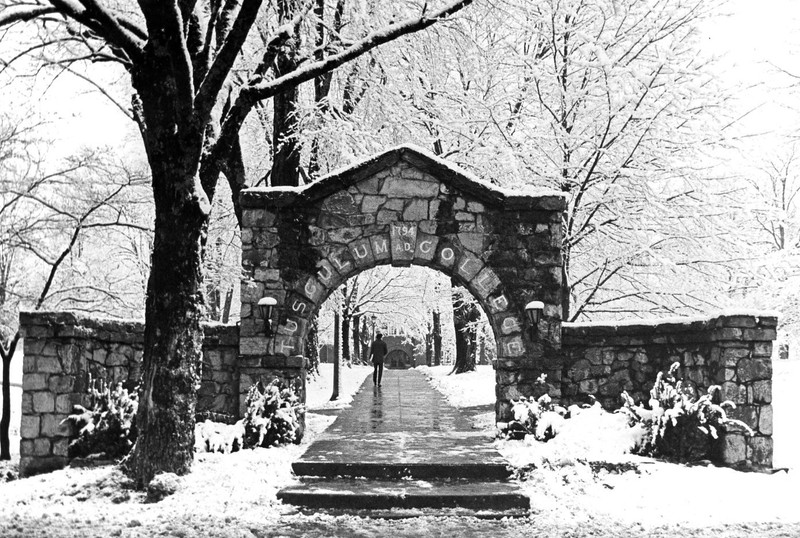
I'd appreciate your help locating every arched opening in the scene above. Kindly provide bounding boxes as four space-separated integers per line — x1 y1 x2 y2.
309 265 497 398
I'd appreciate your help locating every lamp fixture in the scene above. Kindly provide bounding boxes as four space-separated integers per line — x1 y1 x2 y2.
257 296 278 337
525 300 544 339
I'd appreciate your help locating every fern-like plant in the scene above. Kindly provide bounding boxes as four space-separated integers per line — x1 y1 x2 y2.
242 379 304 448
506 374 567 441
62 376 138 459
620 362 753 461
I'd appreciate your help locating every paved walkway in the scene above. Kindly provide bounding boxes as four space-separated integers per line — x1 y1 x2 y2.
281 369 527 513
298 368 506 470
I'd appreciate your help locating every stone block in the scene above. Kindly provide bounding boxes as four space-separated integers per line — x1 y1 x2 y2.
578 378 599 395
742 328 777 341
362 195 386 214
413 232 439 264
737 357 771 382
57 343 82 373
92 347 108 364
23 373 48 391
20 440 34 458
106 351 128 366
52 438 70 458
722 347 750 367
757 405 773 435
23 354 37 374
727 405 758 431
242 208 275 228
497 336 525 358
720 382 747 404
376 209 398 224
56 393 84 414
497 384 524 401
403 199 428 221
495 370 517 385
471 268 501 301
41 414 71 437
455 252 483 282
33 438 51 457
457 232 484 254
715 328 743 341
32 392 55 413
48 375 76 394
206 350 223 370
21 415 40 439
747 436 773 468
21 393 33 414
348 238 375 268
389 221 417 265
369 234 391 262
719 433 747 464
719 316 757 328
750 380 771 404
240 337 269 355
753 342 772 357
254 268 282 282
467 201 484 213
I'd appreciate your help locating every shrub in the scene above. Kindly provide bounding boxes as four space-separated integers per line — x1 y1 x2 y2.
146 472 181 503
63 377 138 459
242 379 304 448
194 419 245 454
619 362 754 461
505 374 568 441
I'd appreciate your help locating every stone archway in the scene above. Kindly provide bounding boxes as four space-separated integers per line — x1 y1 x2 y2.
385 349 411 369
238 145 566 422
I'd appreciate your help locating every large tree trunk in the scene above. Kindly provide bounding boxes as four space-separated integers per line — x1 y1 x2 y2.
129 171 208 485
271 0 303 187
433 311 442 366
0 335 18 460
452 290 480 374
305 316 320 376
352 314 361 363
425 320 433 367
342 312 351 364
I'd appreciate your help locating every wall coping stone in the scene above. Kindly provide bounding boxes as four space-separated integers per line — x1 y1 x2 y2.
240 145 567 212
20 311 238 343
564 312 778 341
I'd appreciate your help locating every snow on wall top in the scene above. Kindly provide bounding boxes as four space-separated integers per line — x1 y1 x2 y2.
564 309 780 330
240 144 567 211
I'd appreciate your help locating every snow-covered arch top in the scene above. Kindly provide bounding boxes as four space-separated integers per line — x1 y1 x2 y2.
238 145 567 420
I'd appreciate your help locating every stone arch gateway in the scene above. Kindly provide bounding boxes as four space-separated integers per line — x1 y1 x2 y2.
238 145 567 422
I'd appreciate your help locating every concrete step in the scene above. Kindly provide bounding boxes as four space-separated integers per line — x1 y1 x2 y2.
277 478 530 512
290 507 531 519
292 460 513 480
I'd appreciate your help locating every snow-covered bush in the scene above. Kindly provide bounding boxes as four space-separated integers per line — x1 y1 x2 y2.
242 379 304 448
63 377 138 459
619 362 754 461
505 374 568 441
146 472 181 503
194 419 244 453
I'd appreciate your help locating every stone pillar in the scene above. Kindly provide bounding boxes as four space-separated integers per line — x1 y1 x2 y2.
711 315 776 468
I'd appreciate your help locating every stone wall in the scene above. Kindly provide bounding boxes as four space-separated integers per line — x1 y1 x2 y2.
560 313 776 468
18 312 239 476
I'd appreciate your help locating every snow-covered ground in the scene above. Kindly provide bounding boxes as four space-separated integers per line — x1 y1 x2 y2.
1 360 800 537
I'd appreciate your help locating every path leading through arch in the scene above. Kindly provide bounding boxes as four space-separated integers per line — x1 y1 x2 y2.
277 369 529 514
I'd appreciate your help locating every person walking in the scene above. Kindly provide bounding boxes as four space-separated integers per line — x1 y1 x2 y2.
368 332 388 386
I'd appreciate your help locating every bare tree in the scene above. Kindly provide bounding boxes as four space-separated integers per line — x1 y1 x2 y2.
0 0 474 485
0 112 151 459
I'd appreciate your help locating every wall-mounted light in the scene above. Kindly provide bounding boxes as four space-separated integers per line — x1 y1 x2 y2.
525 300 544 339
258 296 277 337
